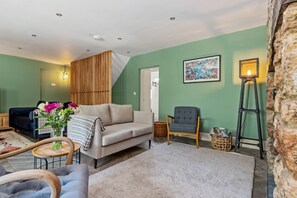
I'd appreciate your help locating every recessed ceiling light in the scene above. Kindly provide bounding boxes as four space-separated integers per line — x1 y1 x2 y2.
127 51 130 54
32 34 37 37
117 38 122 40
93 35 103 41
56 13 63 17
86 49 90 52
170 17 175 20
18 47 22 50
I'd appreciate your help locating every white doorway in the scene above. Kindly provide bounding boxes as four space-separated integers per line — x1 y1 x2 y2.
140 67 159 121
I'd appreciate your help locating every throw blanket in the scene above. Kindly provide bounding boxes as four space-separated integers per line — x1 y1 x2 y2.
70 115 105 151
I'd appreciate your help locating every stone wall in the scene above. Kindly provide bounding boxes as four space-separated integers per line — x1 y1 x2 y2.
267 1 297 197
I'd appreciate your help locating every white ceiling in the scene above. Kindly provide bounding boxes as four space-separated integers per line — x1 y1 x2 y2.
0 0 267 65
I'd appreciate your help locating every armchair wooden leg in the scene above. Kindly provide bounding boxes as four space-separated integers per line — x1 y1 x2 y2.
149 140 151 149
167 132 170 145
196 132 199 148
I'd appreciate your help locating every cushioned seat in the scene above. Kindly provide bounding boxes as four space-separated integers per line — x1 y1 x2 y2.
0 137 89 198
114 123 153 137
169 123 196 133
0 164 88 198
102 125 133 146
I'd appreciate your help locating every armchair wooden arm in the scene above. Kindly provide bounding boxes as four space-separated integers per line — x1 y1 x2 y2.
0 137 74 165
0 170 61 198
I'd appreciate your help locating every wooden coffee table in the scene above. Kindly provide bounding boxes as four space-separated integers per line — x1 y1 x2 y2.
32 141 81 169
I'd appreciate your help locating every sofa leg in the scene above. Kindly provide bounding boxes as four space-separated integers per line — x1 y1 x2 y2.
149 140 151 149
94 159 97 169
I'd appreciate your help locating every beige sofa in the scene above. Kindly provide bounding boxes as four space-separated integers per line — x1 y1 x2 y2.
67 104 154 168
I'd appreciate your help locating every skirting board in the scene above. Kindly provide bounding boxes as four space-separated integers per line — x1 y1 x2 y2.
199 132 267 151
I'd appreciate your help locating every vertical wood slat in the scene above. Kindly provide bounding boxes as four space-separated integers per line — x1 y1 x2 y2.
70 50 112 105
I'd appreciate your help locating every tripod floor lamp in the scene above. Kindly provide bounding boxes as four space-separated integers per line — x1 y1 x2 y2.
235 58 264 159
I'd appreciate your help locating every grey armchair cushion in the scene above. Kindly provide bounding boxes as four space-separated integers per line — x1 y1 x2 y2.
0 164 89 198
169 123 197 133
174 107 198 125
169 107 199 133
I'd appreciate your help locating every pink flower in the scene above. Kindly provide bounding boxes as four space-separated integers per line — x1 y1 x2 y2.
68 102 78 109
44 103 62 113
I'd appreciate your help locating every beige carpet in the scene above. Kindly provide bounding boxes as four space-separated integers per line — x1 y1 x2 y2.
0 131 33 153
0 131 34 171
89 142 255 198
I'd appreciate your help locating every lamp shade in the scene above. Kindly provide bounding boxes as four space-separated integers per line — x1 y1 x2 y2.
239 58 259 78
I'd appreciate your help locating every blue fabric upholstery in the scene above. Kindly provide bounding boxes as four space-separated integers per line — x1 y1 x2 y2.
170 123 197 133
169 107 199 133
9 101 71 139
0 164 89 198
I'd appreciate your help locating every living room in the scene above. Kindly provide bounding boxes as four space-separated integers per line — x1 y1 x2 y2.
0 0 296 197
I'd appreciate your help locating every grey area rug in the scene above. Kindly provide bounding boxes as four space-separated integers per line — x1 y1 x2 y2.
89 143 255 198
0 131 34 172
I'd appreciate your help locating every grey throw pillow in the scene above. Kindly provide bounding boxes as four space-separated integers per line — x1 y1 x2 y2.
109 104 133 124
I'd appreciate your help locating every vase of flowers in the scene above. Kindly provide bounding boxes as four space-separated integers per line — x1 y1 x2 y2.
38 102 78 150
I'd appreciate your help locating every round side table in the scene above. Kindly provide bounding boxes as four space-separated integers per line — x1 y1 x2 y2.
32 141 81 170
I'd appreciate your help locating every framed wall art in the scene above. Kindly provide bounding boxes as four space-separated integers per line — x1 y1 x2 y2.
183 55 221 83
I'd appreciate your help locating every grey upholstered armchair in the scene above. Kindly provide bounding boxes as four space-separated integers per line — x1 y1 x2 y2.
0 137 89 198
166 106 200 147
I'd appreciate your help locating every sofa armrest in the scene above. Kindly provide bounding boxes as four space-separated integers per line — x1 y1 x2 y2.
9 107 36 117
133 111 154 125
9 107 37 126
67 115 103 147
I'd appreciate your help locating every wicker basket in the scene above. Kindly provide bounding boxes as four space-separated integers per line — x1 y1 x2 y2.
154 121 167 137
211 134 232 152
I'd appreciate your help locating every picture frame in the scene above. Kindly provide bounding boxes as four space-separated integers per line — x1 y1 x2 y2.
183 55 221 83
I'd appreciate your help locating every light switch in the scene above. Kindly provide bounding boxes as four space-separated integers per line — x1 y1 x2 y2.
51 83 56 87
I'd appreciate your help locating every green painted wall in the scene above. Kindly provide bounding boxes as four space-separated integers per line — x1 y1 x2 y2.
0 54 70 112
113 26 267 139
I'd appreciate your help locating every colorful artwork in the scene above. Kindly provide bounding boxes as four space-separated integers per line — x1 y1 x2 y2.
183 55 221 83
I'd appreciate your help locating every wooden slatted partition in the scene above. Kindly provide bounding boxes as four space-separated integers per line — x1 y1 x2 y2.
70 50 112 105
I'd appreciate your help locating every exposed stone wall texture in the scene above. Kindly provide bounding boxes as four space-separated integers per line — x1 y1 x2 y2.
274 155 297 197
274 116 297 174
282 3 297 96
267 1 297 197
266 72 277 172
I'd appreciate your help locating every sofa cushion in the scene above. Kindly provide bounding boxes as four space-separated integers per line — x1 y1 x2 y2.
114 123 152 137
102 125 133 146
78 104 111 126
170 123 197 133
109 104 133 124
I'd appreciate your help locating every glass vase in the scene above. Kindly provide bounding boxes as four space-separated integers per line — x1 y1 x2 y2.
51 128 63 150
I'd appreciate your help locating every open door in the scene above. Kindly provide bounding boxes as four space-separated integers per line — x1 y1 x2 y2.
140 67 159 120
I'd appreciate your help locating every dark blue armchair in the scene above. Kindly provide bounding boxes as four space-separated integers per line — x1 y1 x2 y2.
166 106 200 147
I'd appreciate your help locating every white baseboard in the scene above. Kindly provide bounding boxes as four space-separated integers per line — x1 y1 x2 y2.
199 132 266 151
